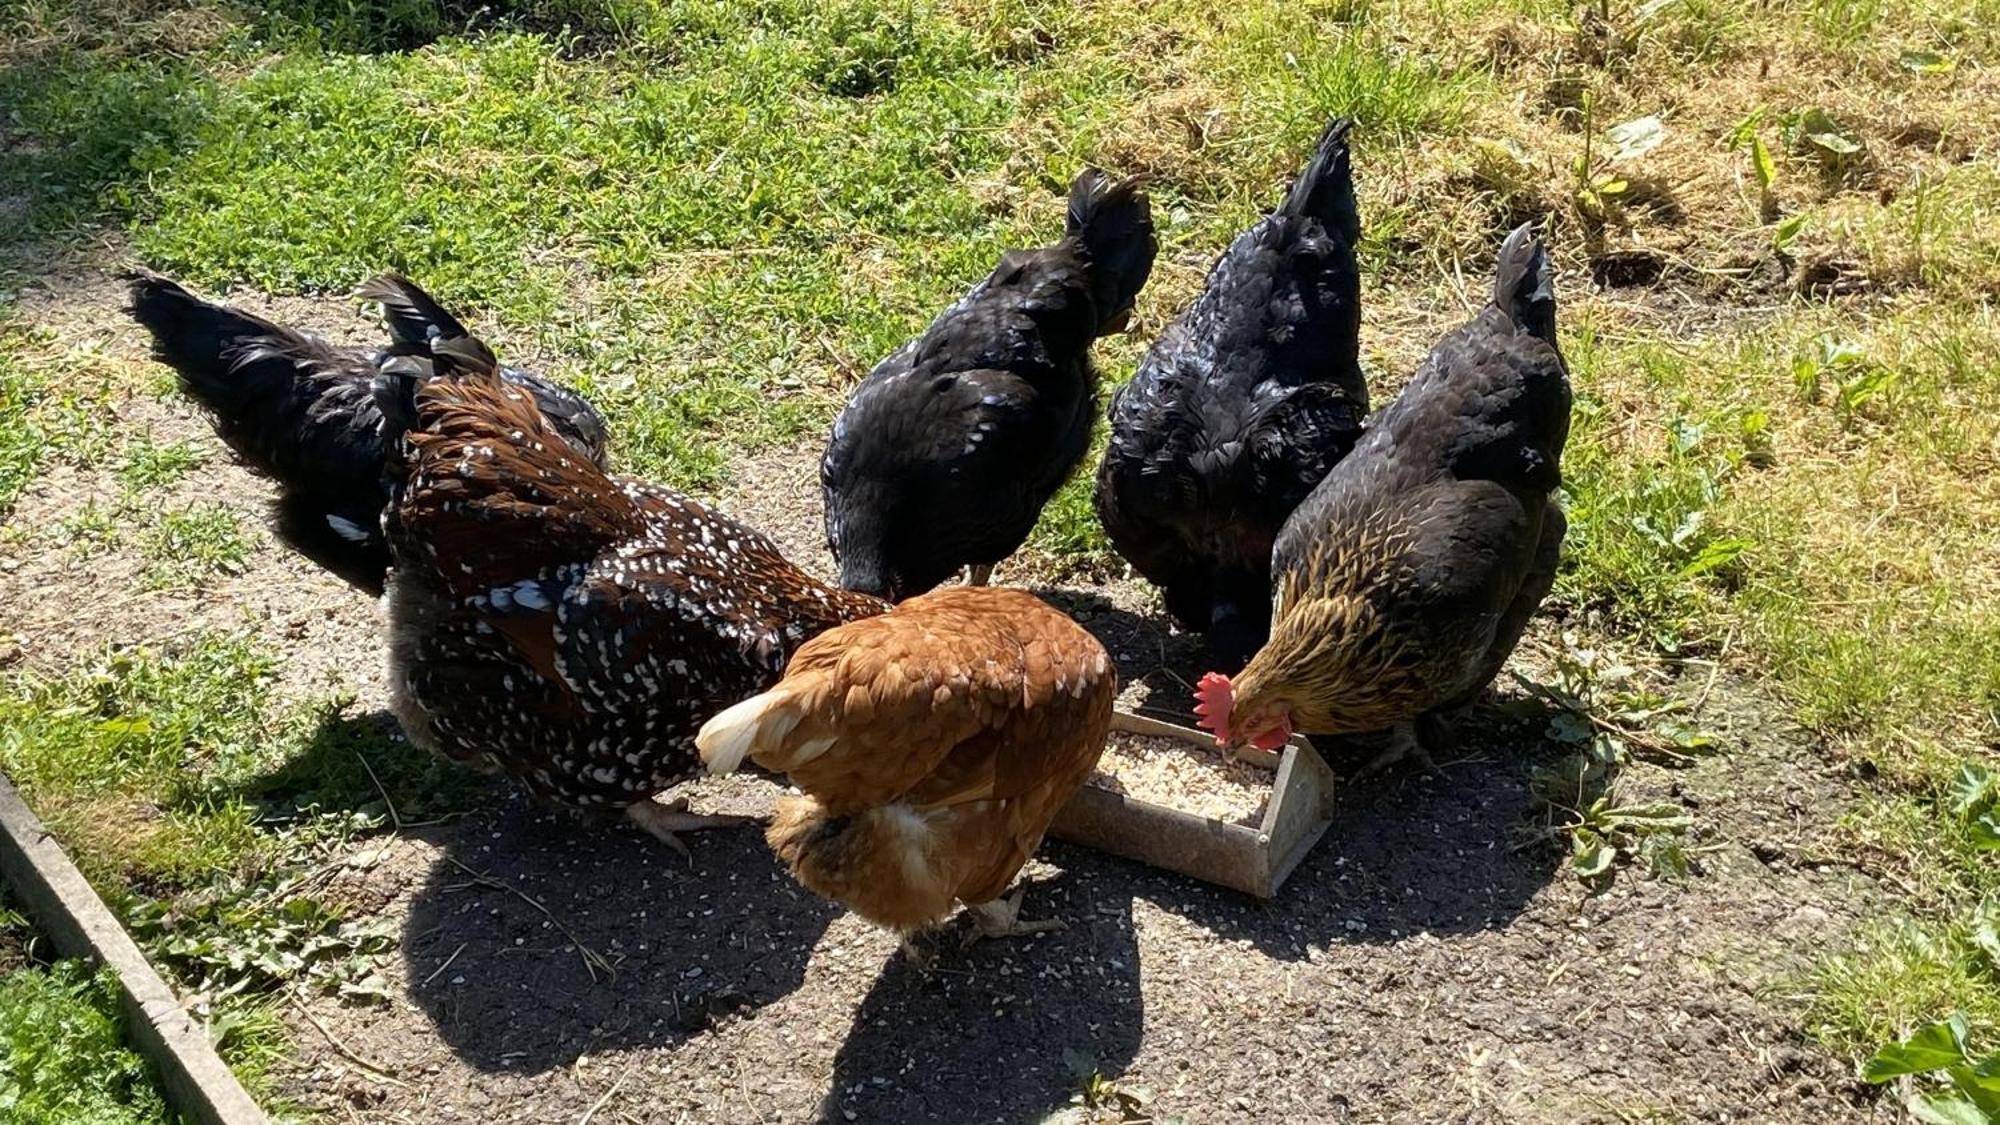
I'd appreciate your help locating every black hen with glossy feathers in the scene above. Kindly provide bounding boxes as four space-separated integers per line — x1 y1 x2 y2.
1093 120 1368 670
821 170 1156 600
126 272 607 595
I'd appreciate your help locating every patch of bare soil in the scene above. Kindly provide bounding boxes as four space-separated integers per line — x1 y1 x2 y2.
0 268 395 701
4 272 1889 1122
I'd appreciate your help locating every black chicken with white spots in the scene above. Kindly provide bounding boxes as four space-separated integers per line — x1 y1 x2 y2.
1094 119 1368 672
376 334 887 846
126 272 607 595
820 169 1157 600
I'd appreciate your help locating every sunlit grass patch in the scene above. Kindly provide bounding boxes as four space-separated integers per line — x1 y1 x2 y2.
139 503 251 589
0 960 174 1125
0 328 125 517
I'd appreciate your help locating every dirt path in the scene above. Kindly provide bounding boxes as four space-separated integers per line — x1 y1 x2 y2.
2 276 1889 1123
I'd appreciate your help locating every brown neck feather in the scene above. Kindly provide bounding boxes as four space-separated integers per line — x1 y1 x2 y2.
1234 521 1421 734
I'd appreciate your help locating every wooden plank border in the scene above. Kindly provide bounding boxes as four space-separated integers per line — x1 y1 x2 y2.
0 772 268 1125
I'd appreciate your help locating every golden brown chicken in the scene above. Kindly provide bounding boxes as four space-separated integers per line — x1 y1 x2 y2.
1194 225 1570 772
695 586 1115 939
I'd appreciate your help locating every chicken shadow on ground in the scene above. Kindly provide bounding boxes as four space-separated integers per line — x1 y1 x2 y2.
276 627 1553 1106
1036 592 1574 959
1113 718 1571 961
264 704 1148 1110
397 795 841 1073
242 706 492 828
817 877 1145 1124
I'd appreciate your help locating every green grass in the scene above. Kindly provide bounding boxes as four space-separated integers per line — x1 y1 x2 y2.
0 634 482 1105
0 960 175 1125
0 633 479 886
0 326 123 518
138 505 252 589
2 0 1999 1104
114 438 206 495
1555 290 2000 1057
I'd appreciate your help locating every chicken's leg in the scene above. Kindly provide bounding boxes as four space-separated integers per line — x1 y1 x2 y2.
962 887 1063 944
1350 722 1443 780
898 935 935 971
625 796 756 863
963 562 995 587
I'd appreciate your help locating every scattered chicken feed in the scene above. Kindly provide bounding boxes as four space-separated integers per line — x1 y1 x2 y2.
1088 732 1272 826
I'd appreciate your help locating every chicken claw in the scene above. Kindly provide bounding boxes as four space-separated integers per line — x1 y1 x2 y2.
625 797 756 864
962 563 995 587
1350 723 1445 781
898 935 936 972
963 887 1064 945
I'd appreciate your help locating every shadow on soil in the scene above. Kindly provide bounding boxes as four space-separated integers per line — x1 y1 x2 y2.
395 795 1151 1123
817 879 1146 1123
399 798 839 1069
245 706 492 825
376 600 1563 1122
1049 591 1570 958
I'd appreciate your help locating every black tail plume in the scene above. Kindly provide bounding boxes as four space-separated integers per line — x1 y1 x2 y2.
1065 169 1157 336
369 362 425 475
1279 118 1359 246
126 270 372 478
127 271 396 594
127 271 293 409
1492 224 1557 345
355 273 470 349
371 331 498 477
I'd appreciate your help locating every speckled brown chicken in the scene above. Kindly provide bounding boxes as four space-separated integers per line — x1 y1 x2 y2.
1193 225 1570 771
695 586 1115 938
377 333 886 845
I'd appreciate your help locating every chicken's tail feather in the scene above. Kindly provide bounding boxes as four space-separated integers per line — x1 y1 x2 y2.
369 364 425 476
1065 169 1157 336
127 271 368 480
430 334 499 379
370 331 499 474
1279 118 1359 245
355 273 469 349
1492 224 1557 346
697 689 805 775
127 271 296 415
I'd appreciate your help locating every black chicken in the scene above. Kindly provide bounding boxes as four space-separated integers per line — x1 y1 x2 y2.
374 333 887 847
1194 224 1569 773
1094 119 1368 671
126 273 607 595
820 170 1157 600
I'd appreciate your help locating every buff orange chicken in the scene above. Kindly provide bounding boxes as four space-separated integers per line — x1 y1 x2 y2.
696 587 1115 939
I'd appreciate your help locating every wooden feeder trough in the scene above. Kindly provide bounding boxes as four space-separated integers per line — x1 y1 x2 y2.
1049 710 1339 899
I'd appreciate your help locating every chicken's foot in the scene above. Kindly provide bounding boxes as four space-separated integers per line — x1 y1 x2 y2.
962 563 995 587
1350 723 1446 781
625 797 756 864
898 934 935 972
962 887 1063 944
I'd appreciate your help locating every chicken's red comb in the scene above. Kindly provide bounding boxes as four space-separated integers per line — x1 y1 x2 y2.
1192 671 1234 742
